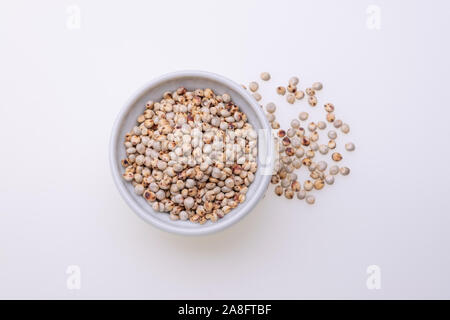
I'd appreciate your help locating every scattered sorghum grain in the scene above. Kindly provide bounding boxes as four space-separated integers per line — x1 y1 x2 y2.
306 195 315 205
333 119 343 128
332 152 343 162
249 81 259 92
266 102 276 113
341 123 350 134
299 112 309 121
260 72 271 81
286 93 295 104
295 90 305 100
345 142 355 151
277 86 286 95
329 165 339 175
289 77 299 86
312 82 323 91
340 167 350 176
328 130 337 140
252 92 262 101
308 96 317 107
297 190 306 200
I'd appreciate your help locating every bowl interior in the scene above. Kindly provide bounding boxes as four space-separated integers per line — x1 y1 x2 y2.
110 71 273 235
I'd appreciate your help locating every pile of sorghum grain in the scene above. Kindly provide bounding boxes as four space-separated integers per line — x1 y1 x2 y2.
121 87 258 224
244 72 355 205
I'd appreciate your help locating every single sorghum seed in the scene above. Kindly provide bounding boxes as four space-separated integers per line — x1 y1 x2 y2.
324 103 334 113
308 122 317 132
308 162 318 172
312 82 323 90
308 96 317 106
286 93 295 104
134 184 145 195
328 130 337 140
341 123 350 134
340 167 350 176
271 175 280 184
328 140 336 149
295 148 305 158
278 129 286 138
314 179 325 190
282 137 291 146
295 90 305 100
304 180 313 191
325 175 335 185
277 86 286 95
289 77 299 86
260 72 271 81
275 185 283 196
301 137 310 146
285 189 294 199
297 190 306 200
310 171 321 179
334 119 343 128
329 165 339 175
345 142 355 151
317 161 327 172
319 144 329 154
222 93 231 103
292 159 301 169
291 119 300 129
287 84 297 93
317 121 326 130
299 112 309 121
306 195 315 205
326 113 335 122
266 102 276 113
179 211 188 221
310 131 319 142
266 113 276 122
289 172 298 181
145 100 154 109
332 152 343 161
278 169 287 179
143 190 156 201
296 127 305 137
302 158 312 166
306 88 315 96
287 128 295 137
249 81 259 92
137 115 145 123
285 147 295 156
252 92 262 101
281 178 292 189
291 181 301 192
271 121 280 129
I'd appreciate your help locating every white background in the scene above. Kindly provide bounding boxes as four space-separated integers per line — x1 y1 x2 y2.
1 0 449 299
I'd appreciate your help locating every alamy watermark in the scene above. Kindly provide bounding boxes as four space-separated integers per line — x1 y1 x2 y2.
66 265 81 290
66 5 81 30
366 5 381 30
366 265 381 290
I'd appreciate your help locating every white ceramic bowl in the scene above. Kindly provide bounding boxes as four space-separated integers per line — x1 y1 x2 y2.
109 70 274 235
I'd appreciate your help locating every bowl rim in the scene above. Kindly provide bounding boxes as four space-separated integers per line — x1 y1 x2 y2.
109 70 274 236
